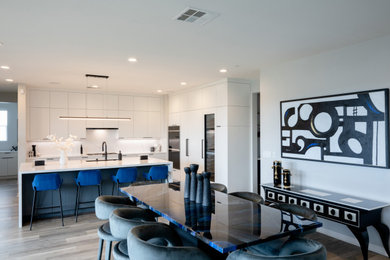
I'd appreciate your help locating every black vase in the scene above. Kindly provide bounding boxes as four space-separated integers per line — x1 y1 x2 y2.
189 164 199 201
202 172 211 207
195 173 203 204
184 167 191 199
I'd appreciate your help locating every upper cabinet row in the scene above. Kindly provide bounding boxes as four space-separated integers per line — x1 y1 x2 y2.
28 90 163 141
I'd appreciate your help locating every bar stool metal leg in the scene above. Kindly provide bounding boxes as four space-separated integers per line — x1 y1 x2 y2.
74 185 79 215
105 240 112 260
29 189 37 231
58 188 64 226
97 238 104 260
111 182 115 195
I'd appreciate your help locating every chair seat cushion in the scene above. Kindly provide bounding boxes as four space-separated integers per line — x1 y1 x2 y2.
278 238 325 257
113 241 129 260
97 222 119 242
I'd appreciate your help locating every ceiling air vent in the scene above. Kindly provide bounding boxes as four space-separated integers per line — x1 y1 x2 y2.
174 7 218 25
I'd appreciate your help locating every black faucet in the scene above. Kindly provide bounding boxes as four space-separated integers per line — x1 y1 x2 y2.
102 141 108 161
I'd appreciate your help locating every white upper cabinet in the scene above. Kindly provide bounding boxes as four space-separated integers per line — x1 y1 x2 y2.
134 96 149 111
169 93 188 113
50 92 68 109
68 93 86 109
188 89 202 111
87 93 104 110
148 111 161 138
133 111 149 137
118 96 134 110
29 108 50 140
201 86 217 108
29 90 50 108
86 109 104 128
68 109 86 139
104 110 118 128
50 108 68 137
104 95 118 110
118 110 133 138
149 97 161 112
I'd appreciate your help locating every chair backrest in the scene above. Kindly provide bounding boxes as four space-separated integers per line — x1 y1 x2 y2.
128 223 211 260
76 170 101 186
109 208 156 240
229 191 264 204
116 167 138 183
95 195 135 220
147 166 168 181
210 183 227 193
32 173 62 191
270 202 317 221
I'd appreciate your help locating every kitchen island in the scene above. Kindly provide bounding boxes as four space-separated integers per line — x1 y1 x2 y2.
18 157 173 227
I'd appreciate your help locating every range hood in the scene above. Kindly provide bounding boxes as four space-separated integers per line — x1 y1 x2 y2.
59 116 131 121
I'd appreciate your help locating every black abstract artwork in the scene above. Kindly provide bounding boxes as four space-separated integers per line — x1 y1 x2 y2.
280 89 389 168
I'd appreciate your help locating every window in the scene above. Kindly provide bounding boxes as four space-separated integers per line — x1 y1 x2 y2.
0 110 7 141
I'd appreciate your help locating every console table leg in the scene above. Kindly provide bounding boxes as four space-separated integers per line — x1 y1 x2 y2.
348 226 369 260
373 222 390 258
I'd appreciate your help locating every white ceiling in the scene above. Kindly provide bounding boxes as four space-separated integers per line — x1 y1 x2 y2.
1 0 390 94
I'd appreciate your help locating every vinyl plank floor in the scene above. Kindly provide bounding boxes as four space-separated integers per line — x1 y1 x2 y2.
0 179 387 259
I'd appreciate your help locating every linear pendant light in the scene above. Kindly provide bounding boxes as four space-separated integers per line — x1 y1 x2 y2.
58 74 132 121
59 116 131 121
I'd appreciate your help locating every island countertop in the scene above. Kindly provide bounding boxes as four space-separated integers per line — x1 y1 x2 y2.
19 157 173 175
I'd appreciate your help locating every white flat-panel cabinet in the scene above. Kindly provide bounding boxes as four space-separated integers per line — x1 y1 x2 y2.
133 111 149 138
118 96 133 111
87 94 104 110
118 110 133 138
104 110 118 128
148 111 161 138
149 97 162 112
0 158 7 176
104 95 118 110
29 108 50 140
68 109 86 138
6 156 17 175
50 108 68 137
86 110 104 128
68 93 86 109
134 97 149 111
0 153 17 176
50 92 68 109
187 110 204 171
29 90 50 108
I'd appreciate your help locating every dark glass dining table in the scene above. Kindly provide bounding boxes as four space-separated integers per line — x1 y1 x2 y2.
120 182 322 255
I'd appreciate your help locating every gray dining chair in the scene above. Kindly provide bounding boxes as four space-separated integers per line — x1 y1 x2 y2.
95 195 136 260
128 223 212 260
229 191 264 204
109 207 156 260
210 183 228 193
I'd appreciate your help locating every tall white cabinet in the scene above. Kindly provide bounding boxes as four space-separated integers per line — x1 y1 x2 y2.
27 89 163 141
169 79 251 192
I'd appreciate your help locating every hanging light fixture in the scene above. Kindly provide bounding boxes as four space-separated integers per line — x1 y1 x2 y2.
59 74 131 121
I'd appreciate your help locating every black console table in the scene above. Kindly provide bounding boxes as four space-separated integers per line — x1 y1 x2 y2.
262 183 390 260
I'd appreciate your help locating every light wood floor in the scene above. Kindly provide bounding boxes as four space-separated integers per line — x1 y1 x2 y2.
0 179 387 259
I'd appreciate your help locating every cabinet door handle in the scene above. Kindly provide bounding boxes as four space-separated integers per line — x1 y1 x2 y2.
201 139 204 159
186 139 189 156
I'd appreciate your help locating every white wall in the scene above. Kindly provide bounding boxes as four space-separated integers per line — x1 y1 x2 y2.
0 102 17 151
260 35 390 255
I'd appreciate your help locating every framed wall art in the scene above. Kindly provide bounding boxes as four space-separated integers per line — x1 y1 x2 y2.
280 88 389 168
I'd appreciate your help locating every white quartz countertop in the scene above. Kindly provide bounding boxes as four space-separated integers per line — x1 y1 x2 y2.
19 157 173 174
27 151 167 160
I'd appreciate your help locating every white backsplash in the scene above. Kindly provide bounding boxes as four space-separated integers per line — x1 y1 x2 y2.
27 129 163 157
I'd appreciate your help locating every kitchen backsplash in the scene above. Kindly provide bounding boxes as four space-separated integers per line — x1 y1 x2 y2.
27 129 163 157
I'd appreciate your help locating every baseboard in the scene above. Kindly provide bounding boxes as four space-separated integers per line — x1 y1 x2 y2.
317 227 387 256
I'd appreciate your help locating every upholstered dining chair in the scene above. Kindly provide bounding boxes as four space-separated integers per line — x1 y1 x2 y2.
128 223 212 260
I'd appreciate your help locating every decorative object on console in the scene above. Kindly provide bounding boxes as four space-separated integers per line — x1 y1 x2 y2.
196 173 204 204
47 134 77 165
189 164 198 201
272 160 282 187
184 167 191 199
202 172 211 207
282 169 291 188
280 88 389 168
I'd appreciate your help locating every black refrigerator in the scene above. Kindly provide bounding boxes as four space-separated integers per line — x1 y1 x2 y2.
168 126 180 170
204 114 215 181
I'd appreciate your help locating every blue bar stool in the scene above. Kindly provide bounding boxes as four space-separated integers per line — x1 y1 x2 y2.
30 173 64 230
74 170 102 222
111 168 137 195
143 165 168 182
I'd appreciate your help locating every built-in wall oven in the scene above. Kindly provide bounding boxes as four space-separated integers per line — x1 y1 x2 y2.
168 126 180 170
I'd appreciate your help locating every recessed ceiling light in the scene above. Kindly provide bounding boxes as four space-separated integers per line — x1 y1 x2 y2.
87 85 99 89
0 65 10 70
180 82 187 86
219 68 227 73
128 57 137 62
5 79 14 82
157 90 163 93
